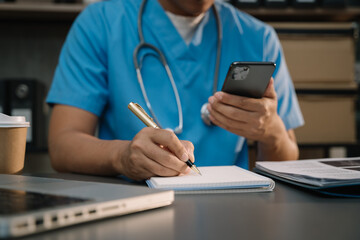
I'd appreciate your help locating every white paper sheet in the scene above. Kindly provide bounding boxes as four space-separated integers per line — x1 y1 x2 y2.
255 157 360 187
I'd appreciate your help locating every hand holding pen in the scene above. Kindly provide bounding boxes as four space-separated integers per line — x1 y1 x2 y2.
128 102 201 177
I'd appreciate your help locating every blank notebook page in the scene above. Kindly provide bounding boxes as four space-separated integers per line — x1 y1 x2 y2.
146 166 274 191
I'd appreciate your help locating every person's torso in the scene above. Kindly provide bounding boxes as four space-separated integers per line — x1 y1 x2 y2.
96 0 272 167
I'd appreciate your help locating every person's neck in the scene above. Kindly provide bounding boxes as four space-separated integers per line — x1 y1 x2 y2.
158 0 207 17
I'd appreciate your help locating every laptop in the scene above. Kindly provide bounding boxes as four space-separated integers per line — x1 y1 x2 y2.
0 174 174 238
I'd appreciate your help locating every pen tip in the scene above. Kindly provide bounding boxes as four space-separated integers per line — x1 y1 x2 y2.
191 166 202 176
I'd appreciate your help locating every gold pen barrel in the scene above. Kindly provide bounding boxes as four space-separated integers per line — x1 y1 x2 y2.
128 102 159 129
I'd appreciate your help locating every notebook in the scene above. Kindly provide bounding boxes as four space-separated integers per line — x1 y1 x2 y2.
0 174 174 238
146 166 275 194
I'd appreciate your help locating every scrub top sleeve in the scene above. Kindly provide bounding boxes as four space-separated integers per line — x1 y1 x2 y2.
46 4 109 117
263 26 304 131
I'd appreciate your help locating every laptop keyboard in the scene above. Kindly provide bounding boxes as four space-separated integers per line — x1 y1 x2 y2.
0 188 92 215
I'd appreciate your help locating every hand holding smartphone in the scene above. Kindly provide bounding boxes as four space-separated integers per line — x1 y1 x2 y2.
221 62 276 98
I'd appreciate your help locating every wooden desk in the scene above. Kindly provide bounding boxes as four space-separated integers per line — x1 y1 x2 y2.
20 173 360 240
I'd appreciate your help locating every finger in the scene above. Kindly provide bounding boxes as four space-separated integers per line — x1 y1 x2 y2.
150 129 190 163
207 103 248 131
142 156 183 177
181 140 195 163
128 155 181 179
208 112 260 140
209 114 237 133
208 96 256 123
142 141 189 173
211 92 262 112
263 77 276 100
121 155 158 181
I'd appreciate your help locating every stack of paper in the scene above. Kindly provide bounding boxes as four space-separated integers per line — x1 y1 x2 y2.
255 157 360 197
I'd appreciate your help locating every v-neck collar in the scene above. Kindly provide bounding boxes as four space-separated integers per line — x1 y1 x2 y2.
141 0 214 61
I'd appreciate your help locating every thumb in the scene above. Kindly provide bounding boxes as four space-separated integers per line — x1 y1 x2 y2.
181 140 195 163
263 77 276 100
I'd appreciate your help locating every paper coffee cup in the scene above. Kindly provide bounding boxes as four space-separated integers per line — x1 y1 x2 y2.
0 113 30 174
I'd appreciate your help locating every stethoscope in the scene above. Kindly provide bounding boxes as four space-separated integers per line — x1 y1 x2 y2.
133 0 222 134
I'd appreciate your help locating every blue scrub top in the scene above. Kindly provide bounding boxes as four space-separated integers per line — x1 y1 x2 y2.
47 0 304 169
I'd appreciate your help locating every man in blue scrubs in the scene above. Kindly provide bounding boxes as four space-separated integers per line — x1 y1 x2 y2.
47 0 304 180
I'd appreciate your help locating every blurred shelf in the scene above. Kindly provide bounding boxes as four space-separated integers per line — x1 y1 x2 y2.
298 143 359 148
1 2 360 22
244 7 360 22
0 2 84 21
294 82 359 93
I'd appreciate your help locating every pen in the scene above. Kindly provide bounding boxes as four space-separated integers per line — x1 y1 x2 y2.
128 102 202 176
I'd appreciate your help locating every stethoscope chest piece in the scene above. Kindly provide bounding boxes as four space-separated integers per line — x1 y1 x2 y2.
201 103 212 126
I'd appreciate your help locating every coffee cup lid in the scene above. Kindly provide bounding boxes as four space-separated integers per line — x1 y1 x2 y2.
0 113 30 128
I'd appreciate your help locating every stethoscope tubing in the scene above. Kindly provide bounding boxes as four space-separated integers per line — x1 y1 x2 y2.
133 0 222 134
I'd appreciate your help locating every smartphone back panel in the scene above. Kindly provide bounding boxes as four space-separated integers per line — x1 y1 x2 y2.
221 62 276 98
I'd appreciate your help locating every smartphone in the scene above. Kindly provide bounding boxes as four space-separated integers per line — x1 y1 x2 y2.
221 62 276 98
